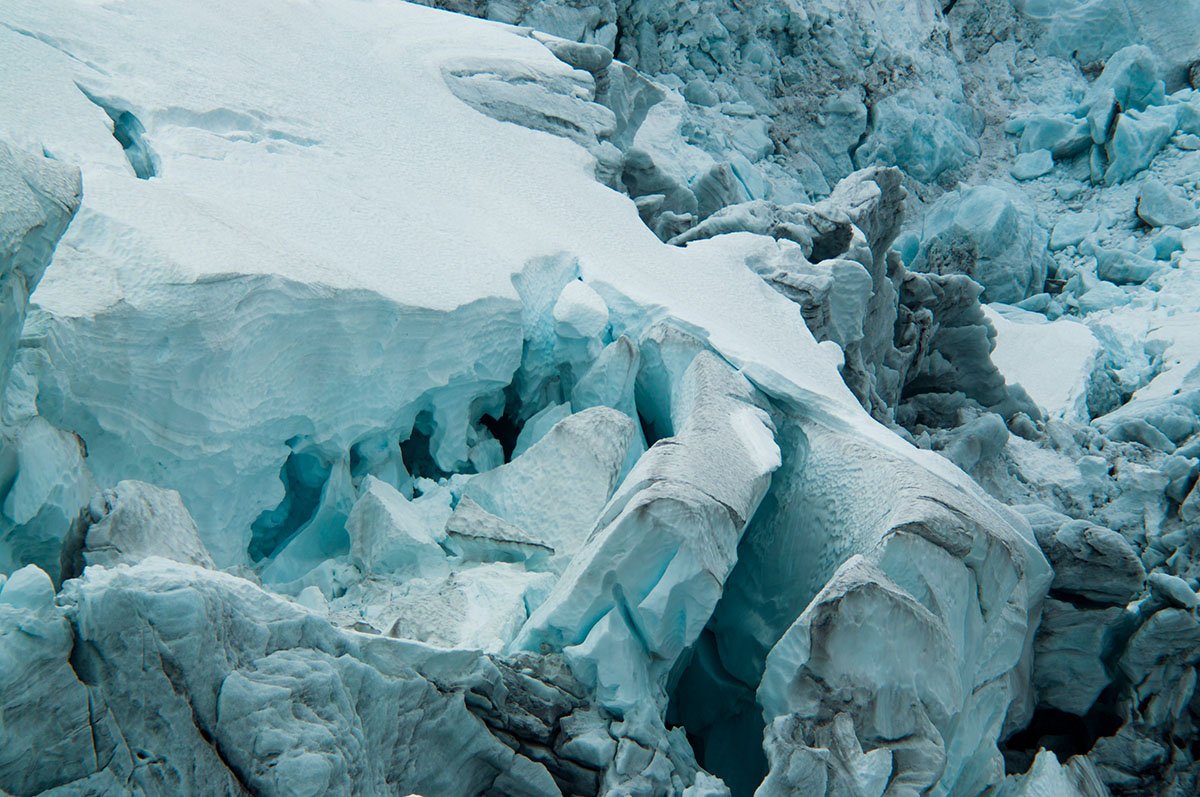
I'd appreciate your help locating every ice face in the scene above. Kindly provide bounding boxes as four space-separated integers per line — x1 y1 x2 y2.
0 142 79 403
0 143 90 581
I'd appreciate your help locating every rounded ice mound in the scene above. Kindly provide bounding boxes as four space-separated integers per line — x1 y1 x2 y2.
913 184 1050 304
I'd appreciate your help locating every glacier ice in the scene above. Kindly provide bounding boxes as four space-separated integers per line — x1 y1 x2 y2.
60 480 216 577
1012 148 1056 180
1137 179 1200 229
0 142 80 401
912 184 1051 304
2 0 1200 794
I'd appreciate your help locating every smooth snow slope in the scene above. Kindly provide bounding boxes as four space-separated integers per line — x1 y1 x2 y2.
1 0 991 561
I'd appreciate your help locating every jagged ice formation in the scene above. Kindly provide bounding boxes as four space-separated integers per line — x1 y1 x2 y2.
2 1 1200 796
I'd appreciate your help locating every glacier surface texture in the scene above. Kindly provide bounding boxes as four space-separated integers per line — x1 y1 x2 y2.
1 0 1200 795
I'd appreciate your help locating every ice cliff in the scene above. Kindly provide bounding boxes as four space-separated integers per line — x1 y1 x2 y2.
1 0 1200 795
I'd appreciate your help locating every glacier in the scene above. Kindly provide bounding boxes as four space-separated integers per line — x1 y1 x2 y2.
1 0 1200 795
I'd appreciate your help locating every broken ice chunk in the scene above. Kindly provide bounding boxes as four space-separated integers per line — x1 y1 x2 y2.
0 563 55 611
1034 519 1146 605
1119 608 1200 728
345 476 448 578
1079 46 1166 130
0 141 81 402
462 406 634 563
60 480 215 578
1017 114 1091 159
260 457 356 587
571 335 639 417
1035 598 1127 715
1104 105 1179 184
1011 149 1054 181
1050 212 1101 251
1137 179 1199 229
1095 246 1166 284
758 555 962 797
515 349 779 713
914 184 1050 303
998 749 1108 796
363 563 554 652
444 496 553 567
511 401 572 458
0 563 98 795
1147 571 1200 609
1077 280 1131 313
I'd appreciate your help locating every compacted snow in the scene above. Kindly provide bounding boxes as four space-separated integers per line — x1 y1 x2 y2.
1 1 1199 795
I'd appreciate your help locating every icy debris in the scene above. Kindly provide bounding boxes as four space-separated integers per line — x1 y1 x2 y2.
532 31 613 77
1094 392 1200 453
0 564 97 796
426 0 979 189
60 480 214 578
259 453 356 589
666 166 1019 431
1016 114 1092 160
0 558 586 795
1119 608 1200 727
0 562 55 611
856 88 983 182
0 414 94 580
511 401 572 458
443 53 620 184
690 380 1048 794
1137 179 1200 228
0 141 91 581
1077 280 1131 313
1104 104 1180 184
1078 45 1166 136
756 556 961 796
755 486 1050 797
1014 2 1200 90
5 0 1200 793
896 270 1040 426
295 584 328 613
1147 570 1200 609
913 184 1050 304
572 335 640 417
354 562 557 652
999 43 1200 188
1092 242 1167 284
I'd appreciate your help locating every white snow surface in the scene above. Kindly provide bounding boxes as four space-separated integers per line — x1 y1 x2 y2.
984 303 1102 421
5 0 828 373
